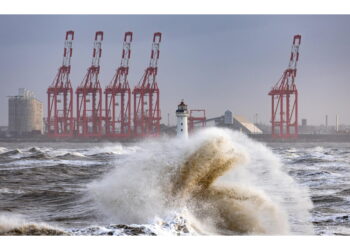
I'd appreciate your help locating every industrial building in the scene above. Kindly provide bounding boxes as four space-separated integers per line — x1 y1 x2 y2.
8 88 43 136
232 115 263 134
204 110 262 135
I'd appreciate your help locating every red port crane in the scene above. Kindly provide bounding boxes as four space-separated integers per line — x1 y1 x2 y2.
188 109 206 132
133 32 162 137
105 32 133 138
268 35 301 139
47 31 75 137
76 31 104 137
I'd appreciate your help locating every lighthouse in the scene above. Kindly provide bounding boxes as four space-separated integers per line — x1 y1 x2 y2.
176 100 189 138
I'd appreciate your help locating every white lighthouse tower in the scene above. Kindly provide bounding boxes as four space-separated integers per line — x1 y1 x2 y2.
176 100 189 138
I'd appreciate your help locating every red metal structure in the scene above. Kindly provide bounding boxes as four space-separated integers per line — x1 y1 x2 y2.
76 31 104 137
188 109 206 132
105 32 133 138
269 35 301 138
133 32 162 137
47 31 74 137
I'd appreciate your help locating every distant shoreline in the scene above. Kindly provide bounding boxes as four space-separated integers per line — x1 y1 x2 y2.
2 134 350 143
250 134 350 143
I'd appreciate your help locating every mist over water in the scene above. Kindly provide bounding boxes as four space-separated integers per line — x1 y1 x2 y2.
88 128 313 235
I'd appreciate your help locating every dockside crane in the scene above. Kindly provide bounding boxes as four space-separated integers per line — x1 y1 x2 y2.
47 31 75 137
268 35 301 138
188 109 206 132
76 31 104 137
105 32 133 138
133 32 162 137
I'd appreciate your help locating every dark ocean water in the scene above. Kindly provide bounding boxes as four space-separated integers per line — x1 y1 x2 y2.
271 143 350 235
0 132 349 235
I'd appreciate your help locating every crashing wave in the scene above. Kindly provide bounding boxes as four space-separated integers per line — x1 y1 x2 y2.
88 128 313 235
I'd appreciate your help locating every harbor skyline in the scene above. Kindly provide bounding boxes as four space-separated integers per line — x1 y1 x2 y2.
1 15 350 127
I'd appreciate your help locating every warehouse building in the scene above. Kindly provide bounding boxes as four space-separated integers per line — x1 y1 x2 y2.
232 115 263 134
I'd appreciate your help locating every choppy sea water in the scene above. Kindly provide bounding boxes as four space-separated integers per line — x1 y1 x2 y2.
272 143 350 235
0 128 349 235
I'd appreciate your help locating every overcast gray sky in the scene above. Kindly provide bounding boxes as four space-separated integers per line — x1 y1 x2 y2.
0 15 349 126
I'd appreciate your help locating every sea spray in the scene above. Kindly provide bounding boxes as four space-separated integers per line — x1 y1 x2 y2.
218 131 314 234
88 127 313 235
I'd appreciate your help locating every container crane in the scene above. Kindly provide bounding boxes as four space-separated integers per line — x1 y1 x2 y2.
76 31 104 137
133 32 162 137
268 35 301 138
47 31 74 137
105 32 133 138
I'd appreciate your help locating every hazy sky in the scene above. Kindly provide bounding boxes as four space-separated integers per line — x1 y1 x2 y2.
0 15 350 126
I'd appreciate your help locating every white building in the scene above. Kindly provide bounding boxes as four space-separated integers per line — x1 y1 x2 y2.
8 88 43 136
